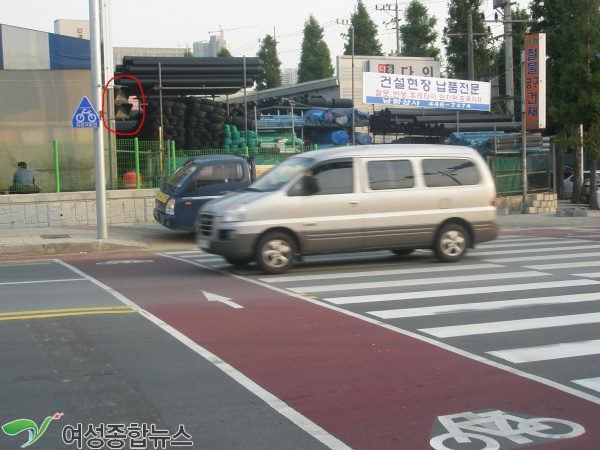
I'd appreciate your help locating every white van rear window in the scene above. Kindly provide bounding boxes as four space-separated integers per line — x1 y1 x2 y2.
422 159 480 187
368 160 414 190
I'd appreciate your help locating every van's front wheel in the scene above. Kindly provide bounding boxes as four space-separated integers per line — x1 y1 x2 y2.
255 232 296 274
434 223 469 262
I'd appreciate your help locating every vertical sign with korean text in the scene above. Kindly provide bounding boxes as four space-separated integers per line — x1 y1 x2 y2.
524 33 546 130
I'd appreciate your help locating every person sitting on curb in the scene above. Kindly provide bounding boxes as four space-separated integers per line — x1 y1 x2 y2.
10 161 40 193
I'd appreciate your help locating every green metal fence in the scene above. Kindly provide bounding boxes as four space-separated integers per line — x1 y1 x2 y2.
0 139 320 193
487 153 551 196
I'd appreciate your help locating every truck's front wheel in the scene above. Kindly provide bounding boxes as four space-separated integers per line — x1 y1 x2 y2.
255 232 296 275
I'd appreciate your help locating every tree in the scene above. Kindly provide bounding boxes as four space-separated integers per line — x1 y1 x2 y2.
399 0 441 60
530 0 600 206
442 0 495 79
183 47 193 58
256 35 282 90
298 15 335 83
344 0 383 56
217 47 232 57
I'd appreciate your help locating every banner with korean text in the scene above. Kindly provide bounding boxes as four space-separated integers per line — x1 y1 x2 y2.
363 72 491 111
524 33 547 130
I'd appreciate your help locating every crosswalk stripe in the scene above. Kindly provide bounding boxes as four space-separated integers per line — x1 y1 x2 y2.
288 271 547 294
259 263 502 283
575 272 600 278
324 279 599 304
420 312 600 338
368 292 600 319
476 239 578 249
573 377 600 393
474 244 600 256
484 252 600 263
525 261 600 270
487 339 600 363
161 250 204 256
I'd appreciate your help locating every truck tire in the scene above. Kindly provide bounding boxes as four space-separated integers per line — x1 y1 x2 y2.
255 231 296 275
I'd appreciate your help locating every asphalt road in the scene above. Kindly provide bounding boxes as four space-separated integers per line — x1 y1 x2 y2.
2 226 600 449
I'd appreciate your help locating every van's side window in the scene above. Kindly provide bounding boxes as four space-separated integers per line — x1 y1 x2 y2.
368 160 413 190
422 159 480 187
310 160 353 195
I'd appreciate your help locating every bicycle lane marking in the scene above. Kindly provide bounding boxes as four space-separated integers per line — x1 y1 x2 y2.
63 252 600 450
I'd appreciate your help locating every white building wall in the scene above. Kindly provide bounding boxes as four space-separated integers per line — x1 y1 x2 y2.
53 19 89 39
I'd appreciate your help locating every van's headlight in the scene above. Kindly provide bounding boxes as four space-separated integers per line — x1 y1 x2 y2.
166 199 175 215
222 204 247 222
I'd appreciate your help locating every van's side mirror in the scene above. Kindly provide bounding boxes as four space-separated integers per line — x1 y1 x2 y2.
303 176 319 195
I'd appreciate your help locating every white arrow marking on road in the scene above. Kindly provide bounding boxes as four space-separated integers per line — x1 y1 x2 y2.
202 291 243 309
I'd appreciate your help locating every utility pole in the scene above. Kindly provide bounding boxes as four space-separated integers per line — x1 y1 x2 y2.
376 2 401 56
89 0 107 239
503 2 515 116
468 14 474 80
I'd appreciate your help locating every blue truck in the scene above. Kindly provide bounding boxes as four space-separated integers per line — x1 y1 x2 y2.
153 154 255 232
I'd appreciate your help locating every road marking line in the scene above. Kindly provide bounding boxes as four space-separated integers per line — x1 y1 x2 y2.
0 261 54 267
477 238 578 249
420 312 600 338
0 278 84 286
259 263 502 283
324 279 599 304
368 292 600 319
54 259 349 450
162 255 600 406
573 377 600 392
487 339 600 363
485 252 600 263
474 243 600 256
288 271 547 294
0 306 135 321
161 250 205 255
575 272 600 278
525 261 600 270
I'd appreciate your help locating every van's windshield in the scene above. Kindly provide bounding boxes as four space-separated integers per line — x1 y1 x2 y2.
162 163 199 194
246 157 314 192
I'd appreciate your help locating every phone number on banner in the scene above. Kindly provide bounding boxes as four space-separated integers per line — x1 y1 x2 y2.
365 97 489 110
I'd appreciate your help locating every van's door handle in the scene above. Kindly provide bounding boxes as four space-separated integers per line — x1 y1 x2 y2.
349 201 359 206
304 222 317 226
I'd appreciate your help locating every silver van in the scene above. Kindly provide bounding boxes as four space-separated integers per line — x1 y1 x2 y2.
196 145 498 274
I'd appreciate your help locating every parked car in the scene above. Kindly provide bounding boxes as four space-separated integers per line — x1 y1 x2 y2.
563 171 600 199
563 165 574 179
582 172 600 198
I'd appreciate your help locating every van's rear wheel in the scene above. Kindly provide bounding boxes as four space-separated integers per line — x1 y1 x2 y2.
255 232 296 274
434 223 469 262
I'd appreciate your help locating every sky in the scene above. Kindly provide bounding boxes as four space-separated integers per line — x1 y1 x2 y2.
4 0 530 69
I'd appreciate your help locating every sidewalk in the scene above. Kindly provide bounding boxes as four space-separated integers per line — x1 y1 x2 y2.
0 224 196 257
1 202 599 257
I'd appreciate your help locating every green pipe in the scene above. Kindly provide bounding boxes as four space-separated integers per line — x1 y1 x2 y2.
53 140 60 193
134 137 141 188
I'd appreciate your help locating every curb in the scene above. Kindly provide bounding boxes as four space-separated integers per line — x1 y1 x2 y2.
0 240 146 257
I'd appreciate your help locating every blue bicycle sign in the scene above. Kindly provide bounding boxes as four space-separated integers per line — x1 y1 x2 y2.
72 96 100 129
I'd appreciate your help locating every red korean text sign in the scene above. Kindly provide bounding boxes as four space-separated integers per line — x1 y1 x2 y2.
524 33 546 130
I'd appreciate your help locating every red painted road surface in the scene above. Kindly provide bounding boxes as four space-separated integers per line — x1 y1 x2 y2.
64 251 600 449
